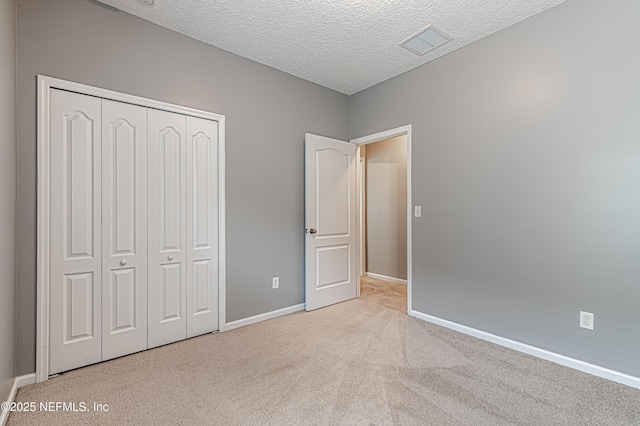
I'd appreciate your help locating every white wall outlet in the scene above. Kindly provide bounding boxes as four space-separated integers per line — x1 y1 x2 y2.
580 311 594 330
414 205 422 217
272 277 279 289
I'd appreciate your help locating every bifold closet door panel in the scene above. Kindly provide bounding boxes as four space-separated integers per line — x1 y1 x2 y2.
148 109 188 348
186 116 219 337
101 100 149 360
49 89 103 374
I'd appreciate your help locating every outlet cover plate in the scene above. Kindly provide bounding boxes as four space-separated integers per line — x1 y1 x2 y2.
580 311 594 330
272 277 279 289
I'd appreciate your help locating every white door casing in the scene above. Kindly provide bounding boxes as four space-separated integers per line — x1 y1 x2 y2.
49 89 103 374
186 116 219 337
358 156 365 284
350 125 413 313
305 133 357 311
148 109 188 348
101 100 148 360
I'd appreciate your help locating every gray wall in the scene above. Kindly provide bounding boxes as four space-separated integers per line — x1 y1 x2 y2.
366 136 407 280
350 0 640 377
16 0 349 375
0 0 17 400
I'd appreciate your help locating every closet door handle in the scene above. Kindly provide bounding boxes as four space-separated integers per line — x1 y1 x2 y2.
119 259 127 266
168 255 175 261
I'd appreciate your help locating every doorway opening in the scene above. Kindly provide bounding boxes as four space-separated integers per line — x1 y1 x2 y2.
352 125 412 314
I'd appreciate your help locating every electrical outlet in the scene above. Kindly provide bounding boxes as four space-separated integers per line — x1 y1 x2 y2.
580 311 594 330
414 205 422 217
272 277 279 289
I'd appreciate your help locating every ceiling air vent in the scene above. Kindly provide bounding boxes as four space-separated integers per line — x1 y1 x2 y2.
400 25 452 56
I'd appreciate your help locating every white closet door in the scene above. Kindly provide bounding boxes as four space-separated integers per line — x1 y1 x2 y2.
49 89 102 374
101 100 148 360
186 116 219 337
148 109 188 348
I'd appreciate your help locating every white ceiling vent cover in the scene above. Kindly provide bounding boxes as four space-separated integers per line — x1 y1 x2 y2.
400 25 452 56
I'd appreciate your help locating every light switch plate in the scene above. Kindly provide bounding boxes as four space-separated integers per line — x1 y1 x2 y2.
414 206 422 217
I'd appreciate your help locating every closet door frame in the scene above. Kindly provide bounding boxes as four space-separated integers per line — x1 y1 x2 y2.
36 75 227 383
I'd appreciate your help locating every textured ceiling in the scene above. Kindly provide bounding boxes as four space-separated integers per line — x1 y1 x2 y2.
98 0 567 95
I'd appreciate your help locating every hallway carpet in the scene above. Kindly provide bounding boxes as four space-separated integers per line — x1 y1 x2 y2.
9 288 640 425
360 275 407 313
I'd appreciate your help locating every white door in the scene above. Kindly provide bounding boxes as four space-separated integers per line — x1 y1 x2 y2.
148 109 188 348
305 133 357 311
186 116 219 337
101 100 148 360
49 89 103 374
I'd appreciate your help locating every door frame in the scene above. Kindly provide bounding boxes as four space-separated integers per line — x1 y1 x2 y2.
350 125 412 313
36 75 227 382
357 156 365 280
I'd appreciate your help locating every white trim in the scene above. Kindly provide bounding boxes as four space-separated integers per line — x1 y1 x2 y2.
351 126 412 145
36 75 227 382
0 381 16 426
350 125 412 313
409 309 640 390
357 155 364 298
355 145 362 299
1 374 36 426
36 76 51 384
14 374 36 389
38 76 225 122
225 304 306 331
217 111 227 333
366 272 407 285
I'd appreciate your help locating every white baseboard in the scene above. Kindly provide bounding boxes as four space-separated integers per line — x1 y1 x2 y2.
14 374 35 389
1 374 36 426
225 303 305 331
366 272 407 284
409 309 640 390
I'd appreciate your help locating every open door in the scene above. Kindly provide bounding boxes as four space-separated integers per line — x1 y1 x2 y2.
305 133 357 311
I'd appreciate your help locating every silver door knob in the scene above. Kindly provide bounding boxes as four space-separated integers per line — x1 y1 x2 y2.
168 255 175 261
119 259 127 266
309 228 317 234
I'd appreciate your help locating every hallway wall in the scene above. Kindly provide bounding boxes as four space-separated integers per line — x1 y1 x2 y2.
365 136 407 281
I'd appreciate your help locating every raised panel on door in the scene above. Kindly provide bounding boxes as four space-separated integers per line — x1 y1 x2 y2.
49 89 102 374
186 116 219 337
305 134 357 311
101 100 148 360
148 109 188 348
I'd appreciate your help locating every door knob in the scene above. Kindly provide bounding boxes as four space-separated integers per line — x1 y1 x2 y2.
119 259 127 266
309 228 317 234
168 255 175 261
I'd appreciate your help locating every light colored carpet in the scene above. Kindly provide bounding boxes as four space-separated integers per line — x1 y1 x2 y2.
9 280 640 425
360 275 407 313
